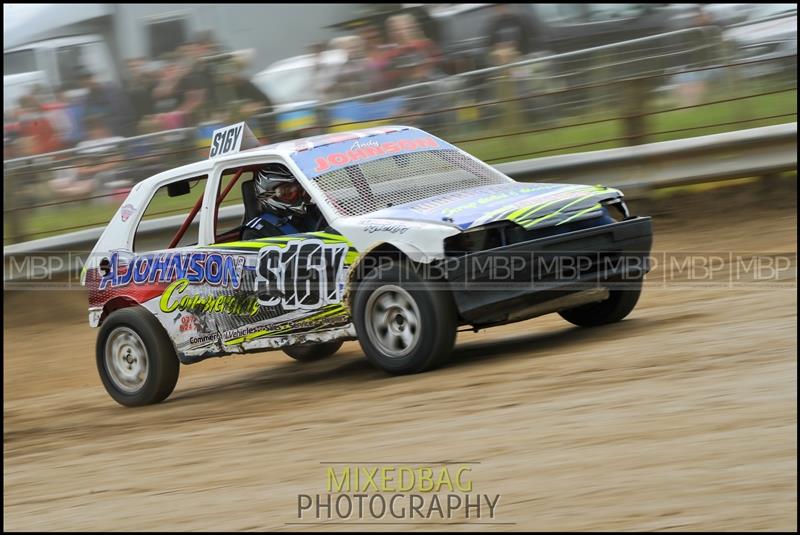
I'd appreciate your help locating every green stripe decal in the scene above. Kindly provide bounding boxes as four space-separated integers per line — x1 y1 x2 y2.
345 251 360 265
556 203 602 225
313 305 348 320
208 232 351 250
499 186 599 225
208 241 286 249
223 304 348 346
520 193 600 229
308 231 352 244
510 197 574 223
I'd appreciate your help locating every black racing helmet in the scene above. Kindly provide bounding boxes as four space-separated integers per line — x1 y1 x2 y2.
254 167 308 215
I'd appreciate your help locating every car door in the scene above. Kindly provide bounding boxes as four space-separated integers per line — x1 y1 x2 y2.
201 161 355 353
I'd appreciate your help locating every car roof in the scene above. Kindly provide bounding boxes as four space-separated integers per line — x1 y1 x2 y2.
145 125 422 183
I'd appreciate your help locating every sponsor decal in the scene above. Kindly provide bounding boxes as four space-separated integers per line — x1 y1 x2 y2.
222 325 270 341
369 183 614 230
179 314 199 332
99 252 247 290
362 220 410 234
412 184 567 217
292 130 451 178
256 239 348 310
312 137 438 174
350 139 380 150
120 204 136 222
222 305 349 346
189 333 219 346
189 326 264 346
159 278 260 316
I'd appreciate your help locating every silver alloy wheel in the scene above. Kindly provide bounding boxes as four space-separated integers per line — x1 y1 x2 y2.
105 327 149 393
364 285 422 358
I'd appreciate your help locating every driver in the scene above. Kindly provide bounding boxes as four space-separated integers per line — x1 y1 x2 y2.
242 168 323 239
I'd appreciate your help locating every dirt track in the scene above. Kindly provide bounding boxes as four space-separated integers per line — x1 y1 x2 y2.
4 184 797 531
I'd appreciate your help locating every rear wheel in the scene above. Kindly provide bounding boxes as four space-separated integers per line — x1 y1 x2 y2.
353 259 457 374
559 278 643 327
283 340 343 362
96 307 180 407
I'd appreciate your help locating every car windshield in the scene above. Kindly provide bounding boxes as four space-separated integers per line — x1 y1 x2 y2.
311 149 511 217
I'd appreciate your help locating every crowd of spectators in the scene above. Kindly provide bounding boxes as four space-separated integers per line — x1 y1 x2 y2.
308 13 448 102
3 14 522 162
4 31 274 160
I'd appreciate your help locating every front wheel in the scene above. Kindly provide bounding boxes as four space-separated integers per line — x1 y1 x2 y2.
352 259 457 375
96 307 180 407
558 278 644 327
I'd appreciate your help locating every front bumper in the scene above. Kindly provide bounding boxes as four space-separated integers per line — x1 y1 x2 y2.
445 217 653 325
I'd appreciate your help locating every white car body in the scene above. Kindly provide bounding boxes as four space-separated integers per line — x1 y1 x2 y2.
84 125 647 364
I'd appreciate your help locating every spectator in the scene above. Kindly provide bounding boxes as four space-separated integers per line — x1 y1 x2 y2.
17 94 61 154
309 41 344 102
218 51 274 113
360 24 391 92
124 57 157 124
487 4 526 57
54 86 87 148
136 114 164 135
384 13 442 87
74 115 125 156
308 43 329 102
175 31 218 124
152 56 187 114
75 67 137 137
31 85 75 149
330 35 369 100
490 28 523 69
213 51 275 137
50 115 125 199
675 6 717 107
489 31 525 131
4 111 23 160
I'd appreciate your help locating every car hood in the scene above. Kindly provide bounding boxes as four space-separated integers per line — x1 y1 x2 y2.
362 182 623 230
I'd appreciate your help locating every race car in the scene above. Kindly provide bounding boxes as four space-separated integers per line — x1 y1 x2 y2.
83 124 653 406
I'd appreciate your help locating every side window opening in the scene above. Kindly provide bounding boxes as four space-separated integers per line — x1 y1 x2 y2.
133 175 208 253
215 168 253 243
213 162 329 243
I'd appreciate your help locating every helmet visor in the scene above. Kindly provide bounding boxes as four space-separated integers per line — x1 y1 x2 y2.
274 182 303 204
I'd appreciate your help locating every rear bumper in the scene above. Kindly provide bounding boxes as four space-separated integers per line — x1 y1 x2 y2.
445 217 653 325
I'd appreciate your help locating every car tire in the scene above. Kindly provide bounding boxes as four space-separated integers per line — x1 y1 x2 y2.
283 340 343 362
96 306 180 407
352 258 457 375
558 278 644 327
